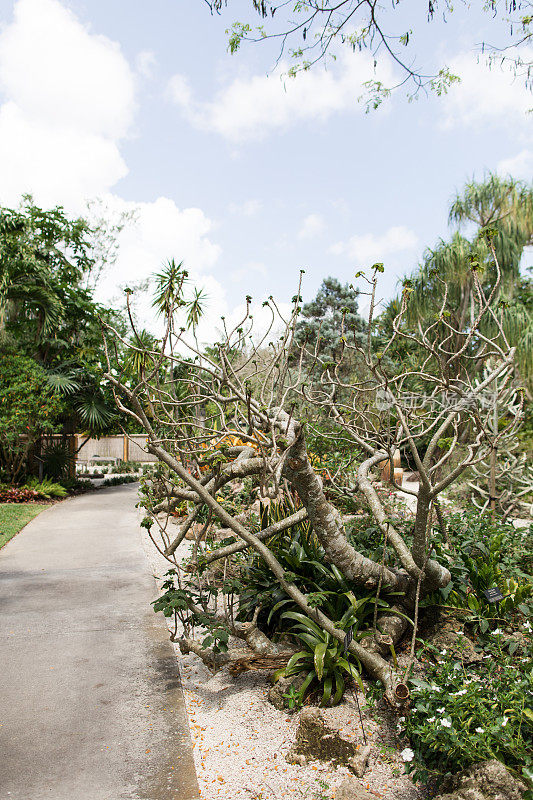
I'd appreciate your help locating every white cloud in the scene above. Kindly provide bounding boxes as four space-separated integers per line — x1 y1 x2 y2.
0 0 136 209
228 199 263 217
95 198 287 347
0 102 128 209
167 73 193 106
0 0 232 347
136 50 157 78
497 149 533 180
441 50 533 132
230 261 267 282
0 0 135 139
167 52 396 142
330 225 418 265
93 194 224 342
298 213 325 240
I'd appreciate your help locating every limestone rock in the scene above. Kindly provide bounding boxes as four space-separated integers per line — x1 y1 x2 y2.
435 760 526 800
267 673 306 711
289 708 358 764
285 750 307 766
335 777 375 800
348 744 372 778
426 616 482 663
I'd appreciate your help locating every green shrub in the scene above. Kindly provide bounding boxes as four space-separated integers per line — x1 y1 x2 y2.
40 440 75 480
111 460 142 474
428 512 533 633
237 498 401 635
25 477 68 498
0 355 62 482
101 475 138 487
402 643 533 783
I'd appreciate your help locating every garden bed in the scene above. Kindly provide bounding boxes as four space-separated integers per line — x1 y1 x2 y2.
141 523 423 800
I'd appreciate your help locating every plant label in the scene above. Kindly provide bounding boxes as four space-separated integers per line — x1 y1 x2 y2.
483 586 504 603
344 626 354 654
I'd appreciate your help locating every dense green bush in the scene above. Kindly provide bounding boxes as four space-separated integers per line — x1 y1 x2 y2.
0 355 62 482
101 475 138 487
428 512 533 633
403 641 533 784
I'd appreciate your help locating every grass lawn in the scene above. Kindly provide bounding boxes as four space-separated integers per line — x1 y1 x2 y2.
0 503 49 549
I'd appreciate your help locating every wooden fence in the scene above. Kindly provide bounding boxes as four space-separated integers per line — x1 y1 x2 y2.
30 433 155 478
76 434 153 463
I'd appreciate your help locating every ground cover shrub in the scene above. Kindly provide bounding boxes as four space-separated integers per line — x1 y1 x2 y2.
60 477 94 492
110 461 142 474
427 512 533 634
0 486 40 503
402 639 533 785
101 475 138 487
237 499 404 633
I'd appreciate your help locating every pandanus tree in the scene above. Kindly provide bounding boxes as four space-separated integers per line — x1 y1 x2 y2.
396 175 533 390
102 228 520 704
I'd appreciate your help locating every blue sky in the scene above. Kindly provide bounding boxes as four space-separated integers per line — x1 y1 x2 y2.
0 0 530 341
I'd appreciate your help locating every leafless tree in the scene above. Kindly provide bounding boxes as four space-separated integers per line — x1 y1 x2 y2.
103 239 521 704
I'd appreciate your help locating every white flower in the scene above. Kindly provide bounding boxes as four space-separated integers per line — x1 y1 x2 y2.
440 649 447 655
436 707 445 713
523 621 532 631
401 748 415 762
492 628 503 635
475 727 484 734
454 689 467 696
427 717 435 723
440 718 452 728
502 716 509 727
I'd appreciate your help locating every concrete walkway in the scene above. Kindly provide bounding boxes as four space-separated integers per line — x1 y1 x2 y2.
0 485 199 800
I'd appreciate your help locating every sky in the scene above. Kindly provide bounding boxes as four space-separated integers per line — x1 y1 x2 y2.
0 0 531 343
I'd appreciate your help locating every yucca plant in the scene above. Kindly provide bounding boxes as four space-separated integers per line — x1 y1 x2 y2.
273 612 364 708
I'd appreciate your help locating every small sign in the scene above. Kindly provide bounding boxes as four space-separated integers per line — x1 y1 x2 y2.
344 626 354 654
483 586 504 603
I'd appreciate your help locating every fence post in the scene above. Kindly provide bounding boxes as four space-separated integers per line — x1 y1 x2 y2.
123 435 129 462
68 434 76 479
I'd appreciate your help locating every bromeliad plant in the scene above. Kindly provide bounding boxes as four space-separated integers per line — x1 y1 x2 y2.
273 612 364 708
